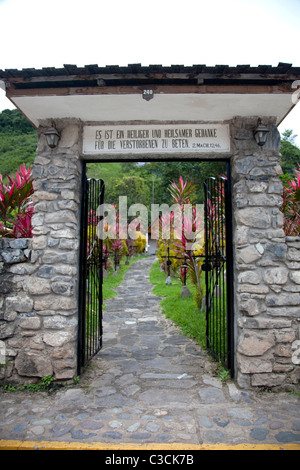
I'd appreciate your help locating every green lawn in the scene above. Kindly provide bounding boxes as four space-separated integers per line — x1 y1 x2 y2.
149 260 206 348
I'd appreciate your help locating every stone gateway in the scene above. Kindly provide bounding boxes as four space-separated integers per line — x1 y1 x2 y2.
0 63 299 391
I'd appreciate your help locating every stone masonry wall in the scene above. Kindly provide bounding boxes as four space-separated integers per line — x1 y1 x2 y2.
0 120 82 384
0 116 299 391
232 117 300 391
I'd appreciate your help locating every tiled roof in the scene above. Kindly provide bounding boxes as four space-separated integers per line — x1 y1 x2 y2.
0 62 299 80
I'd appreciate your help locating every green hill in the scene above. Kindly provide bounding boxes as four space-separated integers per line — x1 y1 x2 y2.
0 109 37 178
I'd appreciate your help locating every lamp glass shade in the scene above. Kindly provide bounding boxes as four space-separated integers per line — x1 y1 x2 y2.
254 123 270 146
45 127 60 148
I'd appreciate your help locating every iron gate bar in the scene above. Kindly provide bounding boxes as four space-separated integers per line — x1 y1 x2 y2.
204 172 234 376
225 164 234 377
78 164 105 374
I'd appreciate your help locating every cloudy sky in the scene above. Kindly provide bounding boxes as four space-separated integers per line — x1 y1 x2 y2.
0 0 299 144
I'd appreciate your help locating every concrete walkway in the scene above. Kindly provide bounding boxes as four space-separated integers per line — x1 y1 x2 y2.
0 257 299 450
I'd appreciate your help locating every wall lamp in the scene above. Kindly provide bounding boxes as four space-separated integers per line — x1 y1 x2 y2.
253 119 270 147
45 126 60 148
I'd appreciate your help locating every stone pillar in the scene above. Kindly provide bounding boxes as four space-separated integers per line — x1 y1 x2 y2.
231 117 299 391
9 120 82 382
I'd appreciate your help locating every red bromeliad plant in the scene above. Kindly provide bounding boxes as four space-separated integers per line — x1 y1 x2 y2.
281 165 300 236
168 177 204 306
0 164 34 238
169 175 197 205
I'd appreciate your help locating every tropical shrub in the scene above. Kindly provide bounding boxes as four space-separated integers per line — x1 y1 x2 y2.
0 164 33 238
158 176 205 307
281 165 300 236
134 231 146 254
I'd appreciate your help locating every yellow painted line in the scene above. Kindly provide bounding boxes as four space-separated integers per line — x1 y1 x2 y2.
0 440 299 451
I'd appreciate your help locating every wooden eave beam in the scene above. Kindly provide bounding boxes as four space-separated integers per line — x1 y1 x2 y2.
6 82 293 98
3 73 300 86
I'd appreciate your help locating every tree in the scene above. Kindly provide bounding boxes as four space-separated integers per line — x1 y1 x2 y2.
0 109 35 134
280 129 300 174
108 175 151 208
141 161 227 205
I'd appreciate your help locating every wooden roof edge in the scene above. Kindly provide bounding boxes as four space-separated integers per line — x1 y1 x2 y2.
0 62 299 81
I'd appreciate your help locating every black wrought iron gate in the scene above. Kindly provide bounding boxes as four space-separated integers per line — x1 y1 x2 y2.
204 175 234 376
78 168 105 374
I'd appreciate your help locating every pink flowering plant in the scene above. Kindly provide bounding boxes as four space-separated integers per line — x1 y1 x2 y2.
281 165 300 236
0 164 34 238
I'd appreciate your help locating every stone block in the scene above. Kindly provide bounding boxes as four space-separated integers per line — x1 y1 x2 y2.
5 295 33 313
54 367 76 380
238 331 275 356
265 243 287 260
58 239 78 250
15 350 53 378
287 247 300 262
239 356 273 374
32 236 48 250
290 271 300 284
238 271 261 285
238 317 291 329
57 200 78 212
32 190 58 203
34 295 76 312
266 293 300 307
50 228 76 239
234 156 256 174
275 343 292 357
59 124 79 148
41 251 77 265
236 245 262 264
264 268 288 285
239 298 263 316
267 307 300 317
18 316 41 330
275 328 296 343
8 239 29 250
238 284 269 294
25 277 51 295
31 213 44 227
38 265 54 278
43 331 73 347
0 275 13 294
45 210 77 224
251 373 286 387
2 310 17 322
44 315 76 330
1 249 26 264
0 322 15 339
50 344 76 359
29 335 45 351
51 281 74 296
236 207 271 229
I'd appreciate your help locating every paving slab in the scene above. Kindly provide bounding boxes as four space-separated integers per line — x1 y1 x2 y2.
0 257 299 450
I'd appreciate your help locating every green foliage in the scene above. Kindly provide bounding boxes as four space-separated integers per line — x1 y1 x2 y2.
280 164 300 236
280 130 300 175
217 363 231 383
150 260 206 348
0 109 37 178
0 375 54 392
109 174 151 208
0 164 34 238
140 161 227 205
0 109 35 134
0 131 37 179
